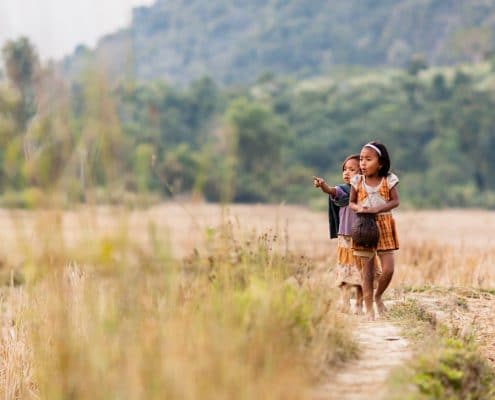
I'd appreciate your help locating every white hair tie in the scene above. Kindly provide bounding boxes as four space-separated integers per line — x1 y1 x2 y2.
364 143 382 157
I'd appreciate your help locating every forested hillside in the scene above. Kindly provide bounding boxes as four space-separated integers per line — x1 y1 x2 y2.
3 37 495 208
63 0 495 84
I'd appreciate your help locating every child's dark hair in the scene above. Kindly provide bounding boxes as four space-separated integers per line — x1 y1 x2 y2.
342 154 360 170
364 141 390 177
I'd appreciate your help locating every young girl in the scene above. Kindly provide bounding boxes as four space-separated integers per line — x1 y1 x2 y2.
349 141 399 320
313 155 364 314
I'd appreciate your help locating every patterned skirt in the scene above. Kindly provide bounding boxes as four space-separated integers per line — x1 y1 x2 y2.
334 235 382 287
375 213 399 251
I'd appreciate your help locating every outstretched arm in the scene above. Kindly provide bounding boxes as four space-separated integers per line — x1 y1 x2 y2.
313 176 337 197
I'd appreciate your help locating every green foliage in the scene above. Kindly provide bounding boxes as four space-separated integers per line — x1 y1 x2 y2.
133 143 155 192
412 338 495 399
387 300 495 400
225 98 289 201
1 37 38 129
185 221 359 369
64 0 495 84
387 299 437 341
388 299 437 326
0 187 46 208
407 54 429 76
5 36 495 208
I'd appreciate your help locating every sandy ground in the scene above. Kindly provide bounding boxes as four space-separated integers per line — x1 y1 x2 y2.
313 303 411 400
313 289 495 399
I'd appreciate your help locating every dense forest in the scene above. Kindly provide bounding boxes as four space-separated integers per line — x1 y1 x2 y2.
63 0 495 85
1 35 495 208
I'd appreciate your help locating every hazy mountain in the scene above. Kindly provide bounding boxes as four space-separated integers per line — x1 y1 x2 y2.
62 0 495 85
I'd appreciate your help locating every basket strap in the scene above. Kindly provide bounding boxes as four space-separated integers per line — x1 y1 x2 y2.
353 249 376 260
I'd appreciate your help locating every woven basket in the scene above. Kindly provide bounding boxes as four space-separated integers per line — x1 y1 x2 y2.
351 213 379 249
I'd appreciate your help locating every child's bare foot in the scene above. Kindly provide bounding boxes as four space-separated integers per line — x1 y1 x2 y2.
363 303 375 321
375 298 388 316
364 310 375 321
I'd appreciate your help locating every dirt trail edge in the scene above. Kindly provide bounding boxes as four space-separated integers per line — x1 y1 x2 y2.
313 311 411 400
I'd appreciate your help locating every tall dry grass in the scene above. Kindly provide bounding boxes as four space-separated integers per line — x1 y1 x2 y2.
0 204 357 399
394 210 495 288
0 204 493 398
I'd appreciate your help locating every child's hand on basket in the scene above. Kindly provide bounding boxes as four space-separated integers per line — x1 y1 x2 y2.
357 205 378 214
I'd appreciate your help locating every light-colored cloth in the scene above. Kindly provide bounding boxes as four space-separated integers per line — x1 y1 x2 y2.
351 173 399 208
334 235 382 287
350 173 400 252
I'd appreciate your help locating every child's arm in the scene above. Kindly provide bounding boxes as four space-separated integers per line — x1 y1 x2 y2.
356 187 400 214
313 176 337 197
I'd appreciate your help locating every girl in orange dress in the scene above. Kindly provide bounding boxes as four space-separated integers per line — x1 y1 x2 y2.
349 141 399 320
314 155 362 313
314 155 382 314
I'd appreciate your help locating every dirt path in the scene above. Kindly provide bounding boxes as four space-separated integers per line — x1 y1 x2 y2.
312 289 495 400
313 309 411 400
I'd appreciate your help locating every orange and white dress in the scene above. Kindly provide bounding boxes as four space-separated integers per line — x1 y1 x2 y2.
350 173 400 253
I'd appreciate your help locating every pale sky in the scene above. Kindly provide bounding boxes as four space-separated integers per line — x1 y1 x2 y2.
0 0 155 60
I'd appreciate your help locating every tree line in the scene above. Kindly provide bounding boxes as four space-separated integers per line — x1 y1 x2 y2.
1 37 495 208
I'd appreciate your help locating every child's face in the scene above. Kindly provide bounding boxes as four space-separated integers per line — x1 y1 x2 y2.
342 159 360 183
359 147 381 177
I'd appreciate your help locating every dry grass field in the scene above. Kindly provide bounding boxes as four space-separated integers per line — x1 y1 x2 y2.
0 203 493 399
1 203 492 285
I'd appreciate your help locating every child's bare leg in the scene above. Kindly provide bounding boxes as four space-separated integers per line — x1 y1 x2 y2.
354 285 363 315
358 256 375 320
339 284 351 313
375 252 395 315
